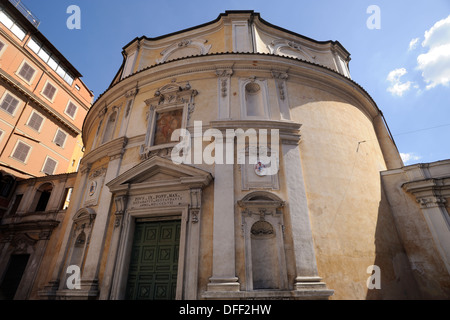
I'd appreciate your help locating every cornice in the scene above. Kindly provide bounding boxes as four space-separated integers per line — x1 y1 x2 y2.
0 28 92 111
81 136 128 166
84 53 380 140
0 68 81 136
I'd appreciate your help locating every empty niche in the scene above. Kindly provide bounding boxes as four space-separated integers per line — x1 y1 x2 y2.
238 191 288 291
245 82 265 117
250 220 280 289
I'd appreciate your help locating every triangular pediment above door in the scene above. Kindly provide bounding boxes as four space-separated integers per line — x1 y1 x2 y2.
106 156 213 194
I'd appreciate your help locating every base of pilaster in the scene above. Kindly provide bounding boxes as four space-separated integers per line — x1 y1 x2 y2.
38 279 99 300
202 289 334 300
206 276 240 293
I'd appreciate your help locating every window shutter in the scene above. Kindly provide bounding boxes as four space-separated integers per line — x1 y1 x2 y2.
12 142 30 162
1 93 19 115
43 157 57 175
28 112 44 131
18 62 35 82
54 129 67 147
65 102 77 118
43 83 56 100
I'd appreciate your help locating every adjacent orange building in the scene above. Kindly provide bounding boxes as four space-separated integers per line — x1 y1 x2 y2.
0 0 93 217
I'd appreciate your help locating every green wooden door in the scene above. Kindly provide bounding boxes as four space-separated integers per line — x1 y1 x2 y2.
125 220 181 300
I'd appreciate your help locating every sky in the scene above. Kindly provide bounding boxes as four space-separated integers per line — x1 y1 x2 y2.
22 0 450 165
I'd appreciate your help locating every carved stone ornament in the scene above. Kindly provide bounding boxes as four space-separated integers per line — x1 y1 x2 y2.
11 233 37 253
140 146 174 161
417 196 447 208
148 82 198 107
268 39 316 62
157 38 212 64
251 220 274 236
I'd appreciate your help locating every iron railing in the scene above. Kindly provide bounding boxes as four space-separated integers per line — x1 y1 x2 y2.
8 0 40 28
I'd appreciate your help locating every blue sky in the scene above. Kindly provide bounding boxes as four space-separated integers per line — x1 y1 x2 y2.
23 0 450 165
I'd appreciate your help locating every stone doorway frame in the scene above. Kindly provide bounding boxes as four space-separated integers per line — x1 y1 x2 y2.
103 156 212 300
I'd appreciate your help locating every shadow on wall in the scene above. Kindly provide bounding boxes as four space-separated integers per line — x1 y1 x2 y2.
366 180 422 300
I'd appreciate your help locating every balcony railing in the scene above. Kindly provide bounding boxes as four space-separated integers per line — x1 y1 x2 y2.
9 0 40 28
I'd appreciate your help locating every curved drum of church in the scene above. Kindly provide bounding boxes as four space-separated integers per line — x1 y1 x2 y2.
2 11 449 300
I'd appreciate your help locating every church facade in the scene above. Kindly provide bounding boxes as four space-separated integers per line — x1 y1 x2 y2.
1 11 449 300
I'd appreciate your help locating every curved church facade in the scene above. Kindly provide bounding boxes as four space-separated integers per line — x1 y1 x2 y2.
4 11 449 300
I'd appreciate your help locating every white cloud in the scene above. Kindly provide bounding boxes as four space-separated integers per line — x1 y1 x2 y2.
400 152 421 165
417 15 450 89
386 68 413 96
408 37 420 51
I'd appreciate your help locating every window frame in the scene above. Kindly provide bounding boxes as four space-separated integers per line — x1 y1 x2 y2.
16 60 37 85
53 128 68 148
10 140 32 164
0 38 7 58
100 109 118 145
0 91 21 116
26 110 45 132
41 155 58 175
40 80 58 102
64 100 78 120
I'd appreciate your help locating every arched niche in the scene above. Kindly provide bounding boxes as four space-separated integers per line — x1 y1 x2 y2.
238 191 288 291
239 78 270 119
61 207 96 289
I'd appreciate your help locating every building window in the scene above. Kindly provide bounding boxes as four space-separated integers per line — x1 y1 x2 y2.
0 39 6 57
11 141 31 163
0 92 20 115
41 82 57 101
42 156 57 175
101 110 118 144
0 174 14 198
33 183 53 212
0 9 26 40
65 101 78 119
60 187 73 210
9 194 22 215
26 111 44 132
17 61 36 83
27 37 40 53
26 36 74 86
53 128 67 148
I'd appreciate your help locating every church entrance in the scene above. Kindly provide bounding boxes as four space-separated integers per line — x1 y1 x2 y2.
125 219 181 300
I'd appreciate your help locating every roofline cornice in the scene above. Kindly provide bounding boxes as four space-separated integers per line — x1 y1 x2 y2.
83 52 381 146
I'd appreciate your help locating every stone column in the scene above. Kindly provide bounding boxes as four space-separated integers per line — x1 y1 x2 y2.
207 143 240 292
281 139 332 295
